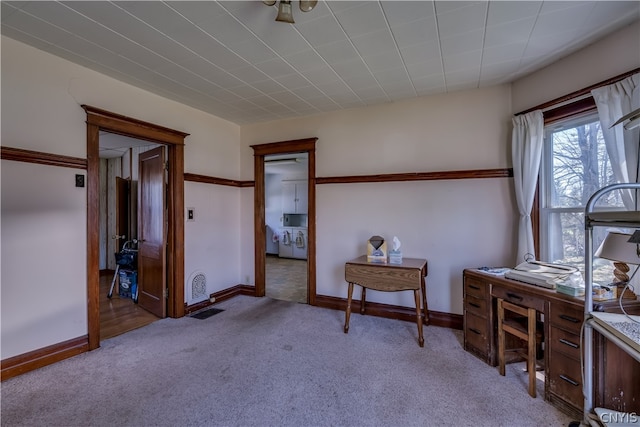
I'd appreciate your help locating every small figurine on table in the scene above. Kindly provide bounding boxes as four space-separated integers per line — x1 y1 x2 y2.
367 235 387 263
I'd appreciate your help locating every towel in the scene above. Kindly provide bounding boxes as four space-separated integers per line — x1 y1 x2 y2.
296 231 305 248
282 231 291 245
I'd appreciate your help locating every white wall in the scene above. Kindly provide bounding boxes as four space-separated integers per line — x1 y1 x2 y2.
1 37 242 359
240 85 516 315
512 20 640 113
184 182 241 302
4 18 638 361
1 161 88 357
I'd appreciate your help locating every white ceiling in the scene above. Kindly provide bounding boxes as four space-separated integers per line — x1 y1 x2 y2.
2 1 639 126
98 131 161 158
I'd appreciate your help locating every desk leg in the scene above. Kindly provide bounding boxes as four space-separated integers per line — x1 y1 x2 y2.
344 282 354 333
421 275 429 325
360 287 367 314
414 289 424 347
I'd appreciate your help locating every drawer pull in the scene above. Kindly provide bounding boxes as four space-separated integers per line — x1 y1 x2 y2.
506 293 523 301
559 338 579 349
469 328 481 335
559 314 581 323
469 302 480 308
469 285 480 290
559 375 579 387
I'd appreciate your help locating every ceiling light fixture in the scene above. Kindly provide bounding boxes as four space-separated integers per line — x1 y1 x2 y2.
265 158 300 166
263 0 318 24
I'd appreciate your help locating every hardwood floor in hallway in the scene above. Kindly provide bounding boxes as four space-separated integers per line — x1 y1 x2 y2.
265 255 307 304
100 271 159 340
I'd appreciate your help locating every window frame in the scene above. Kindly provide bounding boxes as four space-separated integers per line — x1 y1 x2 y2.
523 67 639 261
533 97 598 261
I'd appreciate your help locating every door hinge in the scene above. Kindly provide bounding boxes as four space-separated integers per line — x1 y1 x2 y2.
164 288 169 299
164 161 169 171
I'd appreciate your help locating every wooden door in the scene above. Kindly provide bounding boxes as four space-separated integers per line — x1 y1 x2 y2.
138 146 166 318
115 176 129 251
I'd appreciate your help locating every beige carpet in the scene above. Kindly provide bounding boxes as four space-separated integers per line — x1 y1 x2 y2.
0 295 575 427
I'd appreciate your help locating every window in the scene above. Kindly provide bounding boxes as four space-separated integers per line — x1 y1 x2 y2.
539 110 625 275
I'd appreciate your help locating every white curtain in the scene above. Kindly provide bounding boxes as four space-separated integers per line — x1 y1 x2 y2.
512 110 544 264
592 73 640 209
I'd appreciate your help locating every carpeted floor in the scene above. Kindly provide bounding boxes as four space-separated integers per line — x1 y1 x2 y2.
1 296 575 427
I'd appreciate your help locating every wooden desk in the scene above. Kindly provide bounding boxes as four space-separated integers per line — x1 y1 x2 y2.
344 256 428 347
463 268 640 418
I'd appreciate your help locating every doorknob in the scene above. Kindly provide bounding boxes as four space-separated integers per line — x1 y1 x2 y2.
112 234 125 240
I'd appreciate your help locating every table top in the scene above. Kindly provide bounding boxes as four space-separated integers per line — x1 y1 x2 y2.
346 255 427 271
465 268 580 300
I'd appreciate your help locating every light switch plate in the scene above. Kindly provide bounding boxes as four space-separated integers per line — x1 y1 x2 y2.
187 207 195 221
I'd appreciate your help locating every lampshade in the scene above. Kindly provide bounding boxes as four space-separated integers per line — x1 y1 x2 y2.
595 232 640 265
276 0 295 23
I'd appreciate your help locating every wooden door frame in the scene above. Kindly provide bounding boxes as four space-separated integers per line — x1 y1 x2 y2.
251 138 317 304
83 105 189 350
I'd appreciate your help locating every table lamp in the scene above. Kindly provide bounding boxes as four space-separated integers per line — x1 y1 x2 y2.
594 231 639 299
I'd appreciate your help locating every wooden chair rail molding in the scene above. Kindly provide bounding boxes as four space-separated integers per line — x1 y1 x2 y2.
186 167 512 188
1 146 87 169
316 168 513 185
184 173 253 188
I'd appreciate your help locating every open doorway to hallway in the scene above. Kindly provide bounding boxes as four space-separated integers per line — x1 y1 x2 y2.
84 105 188 351
98 132 162 339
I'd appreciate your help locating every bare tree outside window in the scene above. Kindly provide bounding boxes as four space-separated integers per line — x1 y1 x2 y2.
542 114 624 282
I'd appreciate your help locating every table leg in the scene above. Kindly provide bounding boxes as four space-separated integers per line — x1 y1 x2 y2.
344 282 354 333
360 287 367 314
414 289 424 347
421 275 429 325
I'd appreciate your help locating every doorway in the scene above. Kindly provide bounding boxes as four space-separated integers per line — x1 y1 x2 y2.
251 138 317 305
84 105 189 350
265 153 308 303
98 134 164 338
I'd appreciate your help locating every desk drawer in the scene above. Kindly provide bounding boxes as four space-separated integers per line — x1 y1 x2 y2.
464 311 489 358
549 327 581 361
548 350 583 409
464 294 486 316
491 286 546 312
464 277 487 299
549 304 583 335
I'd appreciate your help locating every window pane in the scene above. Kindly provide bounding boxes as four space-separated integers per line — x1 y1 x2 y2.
541 112 632 267
546 211 583 265
548 119 621 209
545 211 612 267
